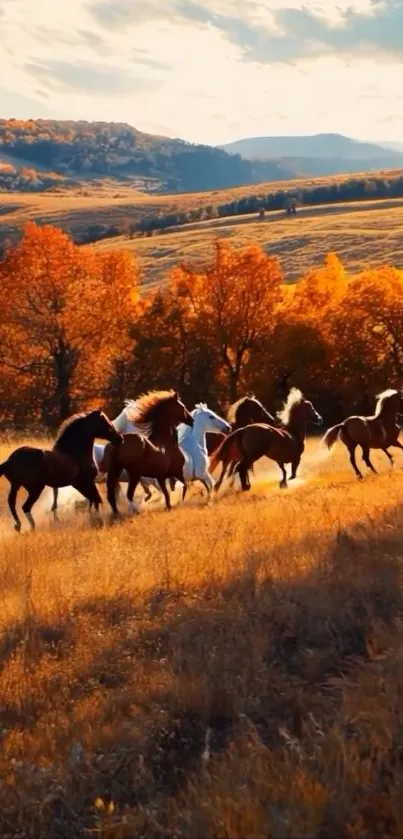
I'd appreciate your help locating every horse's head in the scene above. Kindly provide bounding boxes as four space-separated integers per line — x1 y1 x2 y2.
170 392 194 428
90 410 124 445
301 399 323 427
194 403 231 435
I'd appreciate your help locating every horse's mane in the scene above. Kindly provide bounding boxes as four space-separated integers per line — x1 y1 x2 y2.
128 389 177 432
375 389 399 416
227 395 257 424
277 388 304 425
54 410 105 455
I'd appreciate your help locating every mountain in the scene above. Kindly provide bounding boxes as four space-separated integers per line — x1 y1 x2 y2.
0 119 296 193
375 140 403 154
219 133 403 173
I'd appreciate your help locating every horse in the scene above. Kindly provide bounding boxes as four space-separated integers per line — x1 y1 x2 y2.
100 389 193 516
0 410 123 532
322 388 403 479
51 397 176 513
174 403 231 502
210 388 322 492
205 394 276 456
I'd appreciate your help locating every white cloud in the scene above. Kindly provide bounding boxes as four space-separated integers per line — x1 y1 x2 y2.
1 0 403 144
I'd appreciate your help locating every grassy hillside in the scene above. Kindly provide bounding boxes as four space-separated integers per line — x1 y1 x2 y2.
0 437 403 837
95 198 403 287
0 119 295 193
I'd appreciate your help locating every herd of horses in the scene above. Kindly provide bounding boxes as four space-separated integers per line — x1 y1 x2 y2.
0 386 402 532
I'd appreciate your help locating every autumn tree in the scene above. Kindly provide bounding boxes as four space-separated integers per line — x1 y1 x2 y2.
0 223 139 425
171 240 283 401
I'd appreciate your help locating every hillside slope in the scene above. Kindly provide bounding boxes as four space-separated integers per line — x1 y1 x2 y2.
0 119 295 193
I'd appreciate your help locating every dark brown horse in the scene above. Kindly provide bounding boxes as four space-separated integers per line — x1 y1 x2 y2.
210 388 322 492
323 388 403 479
0 410 123 531
100 390 193 516
205 395 276 456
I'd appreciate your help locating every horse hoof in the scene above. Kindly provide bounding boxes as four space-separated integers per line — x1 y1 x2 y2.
14 523 21 533
279 481 288 490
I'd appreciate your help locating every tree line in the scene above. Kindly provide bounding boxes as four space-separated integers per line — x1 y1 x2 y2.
136 172 403 234
0 222 402 430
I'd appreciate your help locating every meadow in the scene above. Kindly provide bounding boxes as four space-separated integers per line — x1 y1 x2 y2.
103 197 403 286
1 436 403 837
2 173 403 288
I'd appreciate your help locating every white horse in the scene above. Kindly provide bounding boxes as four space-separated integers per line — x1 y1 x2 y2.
141 403 231 503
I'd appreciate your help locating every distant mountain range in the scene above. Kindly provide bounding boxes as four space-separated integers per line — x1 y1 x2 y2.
219 133 403 176
0 121 402 194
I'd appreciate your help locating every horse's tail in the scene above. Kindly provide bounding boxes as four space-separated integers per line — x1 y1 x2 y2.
209 429 244 473
322 422 344 450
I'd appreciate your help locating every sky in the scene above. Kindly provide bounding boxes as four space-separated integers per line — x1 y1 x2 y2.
1 0 403 145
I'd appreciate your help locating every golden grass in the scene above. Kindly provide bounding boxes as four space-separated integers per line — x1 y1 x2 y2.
1 437 403 836
99 197 403 287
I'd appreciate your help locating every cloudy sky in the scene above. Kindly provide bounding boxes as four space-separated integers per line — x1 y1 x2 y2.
1 0 403 144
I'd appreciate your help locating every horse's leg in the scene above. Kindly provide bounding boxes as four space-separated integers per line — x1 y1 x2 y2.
361 446 377 474
290 456 301 480
182 482 188 502
8 483 21 532
22 483 45 531
278 463 288 489
157 478 171 511
140 479 152 502
382 447 394 467
237 461 251 491
51 487 58 518
200 472 215 504
127 478 141 514
346 441 363 479
214 462 229 494
106 464 122 517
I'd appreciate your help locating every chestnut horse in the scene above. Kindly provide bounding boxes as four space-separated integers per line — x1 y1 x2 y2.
0 410 123 531
100 390 193 516
323 388 403 479
205 394 276 456
210 388 322 492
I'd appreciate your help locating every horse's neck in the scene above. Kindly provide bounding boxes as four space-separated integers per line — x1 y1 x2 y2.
286 417 306 444
55 430 94 462
114 408 136 433
377 404 397 426
192 418 208 452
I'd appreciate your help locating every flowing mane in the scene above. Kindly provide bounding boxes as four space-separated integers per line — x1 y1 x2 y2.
374 389 399 417
227 395 256 424
54 410 109 456
277 388 304 426
128 389 178 434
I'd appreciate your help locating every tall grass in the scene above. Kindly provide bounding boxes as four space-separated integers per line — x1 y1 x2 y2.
0 439 402 837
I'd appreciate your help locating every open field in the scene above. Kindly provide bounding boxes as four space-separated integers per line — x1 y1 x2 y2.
1 436 403 836
0 166 401 248
96 197 403 286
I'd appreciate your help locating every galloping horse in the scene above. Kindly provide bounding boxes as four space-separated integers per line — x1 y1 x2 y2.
210 388 322 492
0 410 123 531
51 398 172 513
206 395 276 456
323 388 403 479
176 404 231 502
100 390 193 516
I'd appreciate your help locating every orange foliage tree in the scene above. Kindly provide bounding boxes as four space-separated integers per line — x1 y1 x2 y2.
0 223 139 425
170 241 283 401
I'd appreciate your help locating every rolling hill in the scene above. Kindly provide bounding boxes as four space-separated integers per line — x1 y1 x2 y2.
2 122 403 195
0 119 295 194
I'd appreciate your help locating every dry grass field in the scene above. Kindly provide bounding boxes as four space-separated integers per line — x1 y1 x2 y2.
1 435 403 837
98 197 403 287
